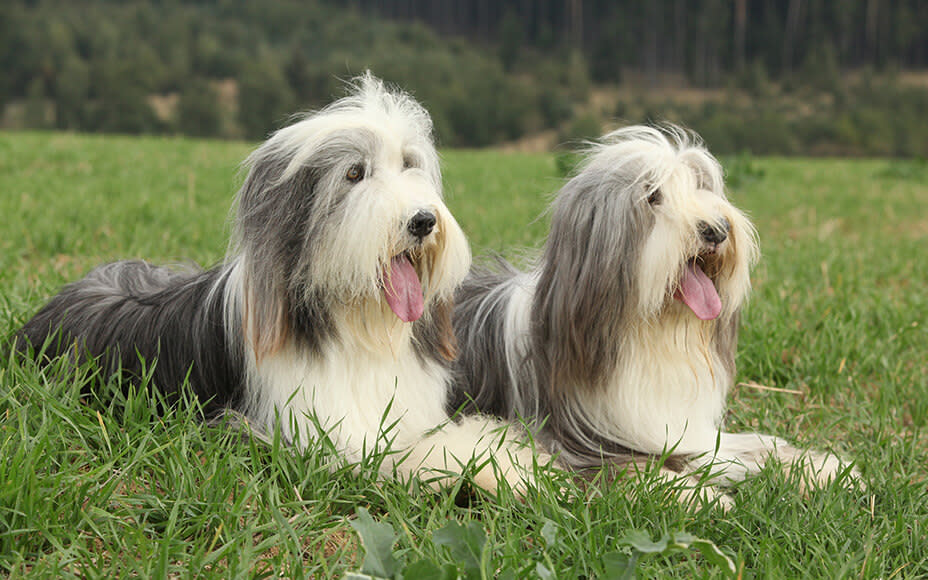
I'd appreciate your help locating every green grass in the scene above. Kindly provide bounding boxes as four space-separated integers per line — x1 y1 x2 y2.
1 131 926 577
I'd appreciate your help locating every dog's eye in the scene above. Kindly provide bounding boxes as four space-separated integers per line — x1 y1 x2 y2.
403 156 415 170
346 164 365 183
647 189 663 205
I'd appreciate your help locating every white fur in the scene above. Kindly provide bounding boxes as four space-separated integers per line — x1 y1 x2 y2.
577 317 730 456
243 329 543 493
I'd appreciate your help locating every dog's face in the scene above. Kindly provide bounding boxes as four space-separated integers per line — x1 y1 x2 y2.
544 126 757 328
231 75 470 355
277 117 468 324
632 150 757 322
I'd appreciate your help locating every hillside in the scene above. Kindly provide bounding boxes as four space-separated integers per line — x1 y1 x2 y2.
2 1 927 155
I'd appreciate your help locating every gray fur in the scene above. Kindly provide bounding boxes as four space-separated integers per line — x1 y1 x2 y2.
16 261 244 416
533 163 651 394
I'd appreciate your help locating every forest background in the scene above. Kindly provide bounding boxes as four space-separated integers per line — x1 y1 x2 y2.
2 0 927 156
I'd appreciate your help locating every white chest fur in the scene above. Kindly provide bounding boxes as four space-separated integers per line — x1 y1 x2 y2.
244 337 451 463
584 314 731 455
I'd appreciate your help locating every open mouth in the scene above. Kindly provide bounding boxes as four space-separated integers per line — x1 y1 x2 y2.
381 252 425 322
673 256 722 320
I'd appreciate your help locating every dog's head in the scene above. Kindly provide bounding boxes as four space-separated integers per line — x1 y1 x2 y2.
546 125 757 325
534 125 757 389
230 73 470 357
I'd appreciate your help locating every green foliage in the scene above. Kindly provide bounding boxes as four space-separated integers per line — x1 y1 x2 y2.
537 86 573 128
797 41 843 94
723 152 767 189
23 78 50 129
237 59 295 140
607 530 737 578
589 12 627 84
349 508 401 579
3 1 928 153
346 512 490 580
177 80 223 138
565 50 592 102
497 9 523 72
607 72 928 158
736 59 774 97
84 59 162 135
0 1 580 147
347 510 738 579
559 113 601 145
53 56 90 130
690 102 800 156
431 520 487 578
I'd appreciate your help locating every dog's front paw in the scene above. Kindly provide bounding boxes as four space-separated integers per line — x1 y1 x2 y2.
790 451 863 493
656 468 735 512
679 481 735 512
472 445 558 499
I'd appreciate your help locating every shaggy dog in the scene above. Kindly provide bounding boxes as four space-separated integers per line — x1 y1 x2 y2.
17 74 542 495
451 125 855 504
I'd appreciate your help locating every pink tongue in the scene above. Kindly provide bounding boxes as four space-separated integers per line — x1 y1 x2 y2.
382 255 424 322
675 261 722 320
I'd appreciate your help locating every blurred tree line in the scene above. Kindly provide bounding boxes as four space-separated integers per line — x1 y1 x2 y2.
367 0 928 85
1 0 926 155
0 0 578 145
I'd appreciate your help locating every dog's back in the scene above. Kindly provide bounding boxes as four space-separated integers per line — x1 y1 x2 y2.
17 260 243 414
450 258 526 416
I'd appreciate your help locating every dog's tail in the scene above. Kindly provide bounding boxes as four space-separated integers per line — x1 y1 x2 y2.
16 260 244 415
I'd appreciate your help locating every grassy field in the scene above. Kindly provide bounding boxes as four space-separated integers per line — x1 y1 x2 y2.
1 131 926 578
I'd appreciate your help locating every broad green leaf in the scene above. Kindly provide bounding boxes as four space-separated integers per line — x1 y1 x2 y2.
535 562 555 579
601 551 637 580
618 530 669 553
433 520 487 578
615 530 736 578
686 536 737 576
349 507 400 579
540 519 558 548
401 560 458 580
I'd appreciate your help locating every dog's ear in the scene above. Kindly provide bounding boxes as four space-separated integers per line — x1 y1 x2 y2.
240 270 290 361
434 298 458 361
414 297 457 362
236 151 318 260
233 149 320 362
532 175 645 394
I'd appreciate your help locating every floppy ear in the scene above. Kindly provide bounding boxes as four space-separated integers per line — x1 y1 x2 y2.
413 297 457 362
233 149 321 361
531 174 649 395
433 297 457 361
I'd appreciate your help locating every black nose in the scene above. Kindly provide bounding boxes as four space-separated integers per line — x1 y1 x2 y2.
408 210 436 239
698 218 730 244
